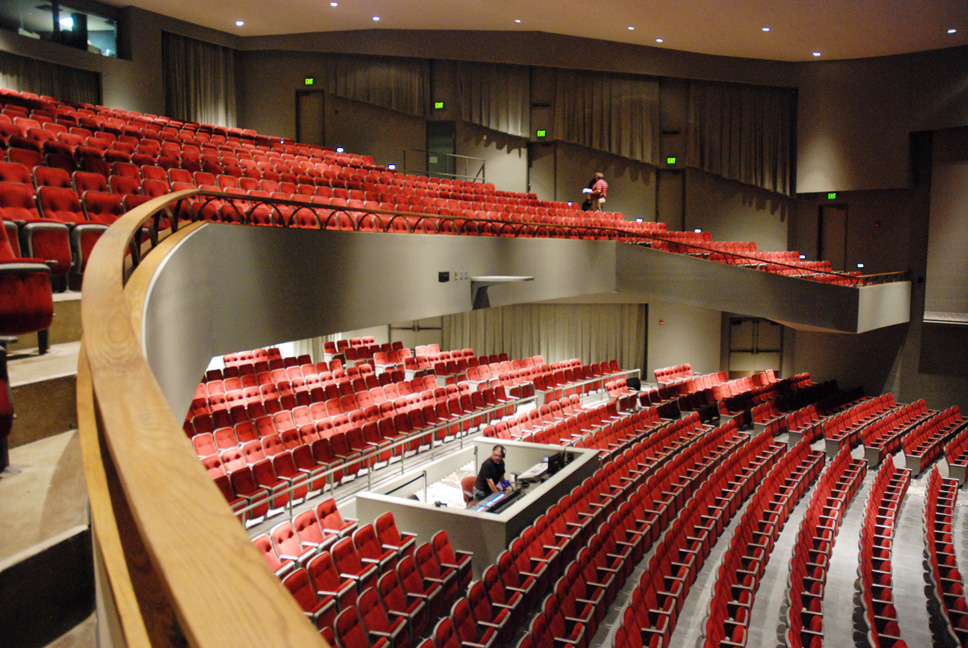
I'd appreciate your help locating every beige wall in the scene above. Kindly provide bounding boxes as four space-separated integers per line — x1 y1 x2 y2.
646 300 722 382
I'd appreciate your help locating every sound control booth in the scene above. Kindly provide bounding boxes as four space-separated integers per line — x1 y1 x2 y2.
355 439 599 577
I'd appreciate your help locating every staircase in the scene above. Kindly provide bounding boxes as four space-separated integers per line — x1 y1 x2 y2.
0 292 95 648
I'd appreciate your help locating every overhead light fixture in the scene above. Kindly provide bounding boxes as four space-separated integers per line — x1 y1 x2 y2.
628 26 635 31
948 28 957 34
372 16 380 21
336 147 344 153
656 38 664 43
762 27 770 32
330 2 338 6
856 262 865 269
515 19 521 23
813 52 822 57
235 20 244 27
387 163 396 170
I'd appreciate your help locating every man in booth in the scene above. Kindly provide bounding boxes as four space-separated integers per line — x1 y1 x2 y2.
473 445 507 502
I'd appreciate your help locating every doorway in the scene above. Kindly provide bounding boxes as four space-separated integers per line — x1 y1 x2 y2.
296 91 325 147
818 204 847 271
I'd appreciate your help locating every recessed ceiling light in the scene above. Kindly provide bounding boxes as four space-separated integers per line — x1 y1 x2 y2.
656 38 663 43
235 20 244 27
948 28 957 34
330 2 337 6
372 16 380 21
762 27 770 32
628 26 635 31
515 19 521 23
813 51 822 57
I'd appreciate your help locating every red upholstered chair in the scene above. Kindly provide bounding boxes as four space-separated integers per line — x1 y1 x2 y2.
0 213 53 355
283 567 334 629
0 181 71 282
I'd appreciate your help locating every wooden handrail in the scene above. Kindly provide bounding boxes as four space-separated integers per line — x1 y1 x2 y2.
79 190 326 647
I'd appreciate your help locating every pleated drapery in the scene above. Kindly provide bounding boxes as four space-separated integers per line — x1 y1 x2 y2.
162 31 237 128
442 303 646 372
457 61 530 138
328 55 430 119
554 70 661 164
686 80 795 195
0 50 100 105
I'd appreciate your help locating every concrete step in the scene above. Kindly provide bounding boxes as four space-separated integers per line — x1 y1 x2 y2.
0 430 92 648
7 341 80 450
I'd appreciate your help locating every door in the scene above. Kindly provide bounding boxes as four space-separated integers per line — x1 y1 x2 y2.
296 91 325 147
818 205 847 271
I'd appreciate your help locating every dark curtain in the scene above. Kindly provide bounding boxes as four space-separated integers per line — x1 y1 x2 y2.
162 31 236 127
554 69 660 164
0 50 100 105
328 55 429 118
457 61 530 138
687 80 795 195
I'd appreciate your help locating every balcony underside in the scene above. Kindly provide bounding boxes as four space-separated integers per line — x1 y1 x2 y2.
141 225 910 417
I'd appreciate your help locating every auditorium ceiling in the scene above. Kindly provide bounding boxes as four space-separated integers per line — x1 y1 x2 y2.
103 0 967 62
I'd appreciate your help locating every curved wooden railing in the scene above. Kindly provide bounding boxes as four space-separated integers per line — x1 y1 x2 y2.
78 190 326 647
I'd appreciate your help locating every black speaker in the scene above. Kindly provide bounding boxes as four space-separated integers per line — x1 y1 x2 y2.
627 376 641 391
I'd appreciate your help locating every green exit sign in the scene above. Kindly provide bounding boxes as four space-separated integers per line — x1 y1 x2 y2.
536 129 547 138
304 77 315 86
827 192 837 200
666 156 677 165
434 101 445 110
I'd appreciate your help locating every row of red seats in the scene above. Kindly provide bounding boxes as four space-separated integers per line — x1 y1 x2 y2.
520 404 656 460
190 376 513 454
902 406 964 475
653 363 694 384
188 369 429 429
703 439 824 647
504 415 739 648
783 448 866 647
718 371 807 414
857 460 911 648
944 425 968 485
209 389 516 522
190 368 409 419
862 399 932 465
532 362 617 400
483 395 585 440
270 515 467 647
463 356 545 384
616 429 784 648
923 468 968 646
0 180 121 279
822 393 897 449
5 88 871 288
